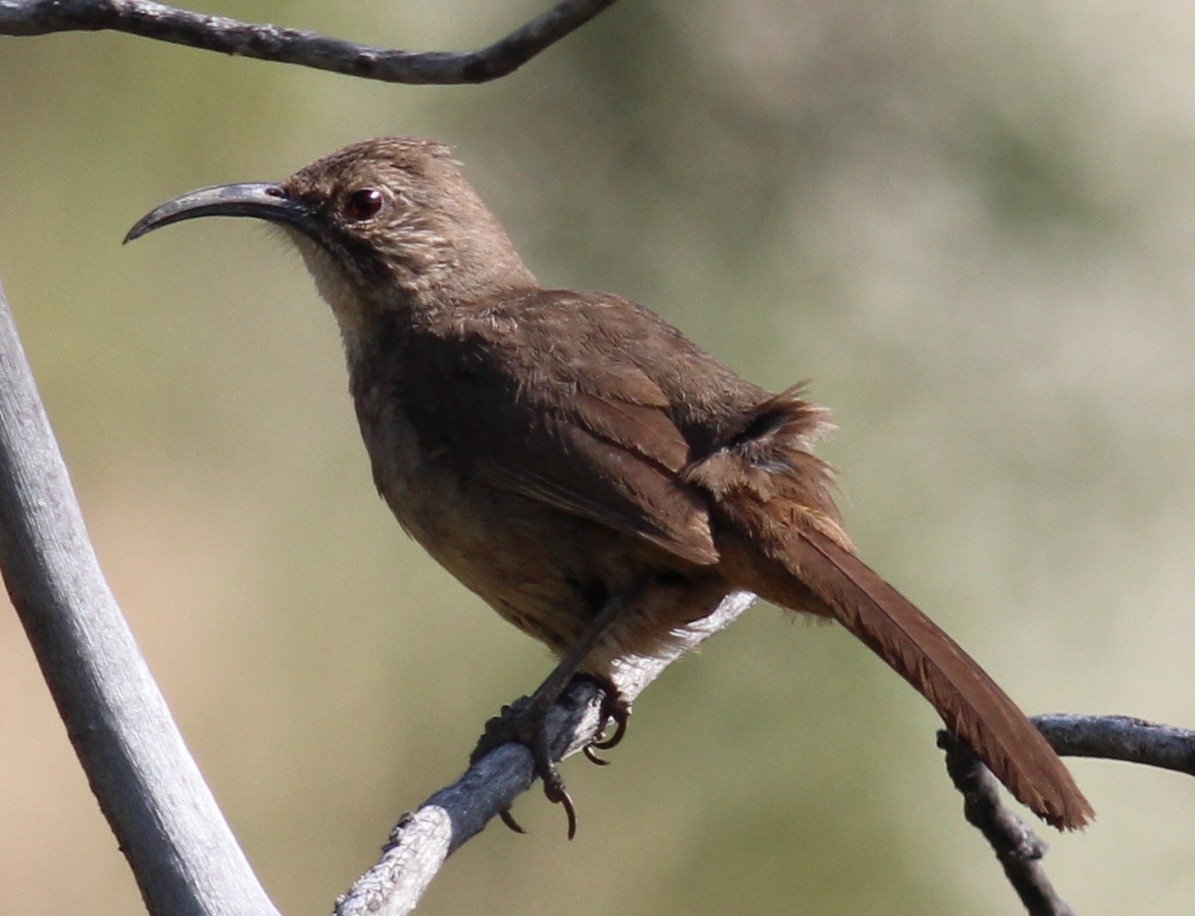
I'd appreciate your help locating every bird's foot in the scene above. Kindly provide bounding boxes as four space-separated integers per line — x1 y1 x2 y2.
470 692 577 837
469 675 631 838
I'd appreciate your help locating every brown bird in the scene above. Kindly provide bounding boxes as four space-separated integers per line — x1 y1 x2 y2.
125 137 1092 836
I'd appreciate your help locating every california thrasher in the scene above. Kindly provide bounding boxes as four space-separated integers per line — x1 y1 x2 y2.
125 137 1092 836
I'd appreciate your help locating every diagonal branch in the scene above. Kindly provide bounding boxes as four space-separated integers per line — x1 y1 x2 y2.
940 730 1075 916
0 278 280 916
335 592 757 916
0 0 621 84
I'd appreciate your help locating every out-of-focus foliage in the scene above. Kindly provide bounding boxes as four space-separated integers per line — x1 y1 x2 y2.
2 1 1193 913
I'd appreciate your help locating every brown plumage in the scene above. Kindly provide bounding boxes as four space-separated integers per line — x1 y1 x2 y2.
126 137 1092 831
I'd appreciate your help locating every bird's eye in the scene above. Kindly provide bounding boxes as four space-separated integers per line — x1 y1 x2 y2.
344 188 384 221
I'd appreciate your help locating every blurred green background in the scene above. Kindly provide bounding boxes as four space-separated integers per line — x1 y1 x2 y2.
3 1 1194 913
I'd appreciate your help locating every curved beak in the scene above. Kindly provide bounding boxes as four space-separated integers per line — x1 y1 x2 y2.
124 182 316 244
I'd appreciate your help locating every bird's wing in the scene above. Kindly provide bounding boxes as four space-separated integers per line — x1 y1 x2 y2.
406 292 721 567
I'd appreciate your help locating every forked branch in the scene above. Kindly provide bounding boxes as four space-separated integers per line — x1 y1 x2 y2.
941 715 1195 916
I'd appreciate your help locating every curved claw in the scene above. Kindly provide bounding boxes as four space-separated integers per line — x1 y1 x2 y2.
541 768 578 840
591 681 631 751
583 744 612 766
499 808 527 834
591 713 627 751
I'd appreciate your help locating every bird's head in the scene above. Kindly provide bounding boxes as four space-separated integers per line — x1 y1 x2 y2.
126 137 535 344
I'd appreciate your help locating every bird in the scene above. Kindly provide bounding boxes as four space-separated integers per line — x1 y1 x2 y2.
125 136 1092 837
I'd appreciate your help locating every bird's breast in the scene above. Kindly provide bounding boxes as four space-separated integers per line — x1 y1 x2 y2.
351 382 549 614
356 387 474 557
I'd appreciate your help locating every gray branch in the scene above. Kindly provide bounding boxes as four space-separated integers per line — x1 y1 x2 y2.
1035 714 1195 775
0 0 621 84
335 592 756 916
941 714 1195 916
939 731 1075 916
0 280 280 916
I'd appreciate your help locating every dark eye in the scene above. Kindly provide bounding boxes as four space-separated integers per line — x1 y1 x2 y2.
344 188 384 220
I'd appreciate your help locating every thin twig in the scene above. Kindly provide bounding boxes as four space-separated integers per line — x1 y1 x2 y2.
0 0 621 83
0 279 280 916
939 731 1074 916
335 592 757 916
1035 714 1195 775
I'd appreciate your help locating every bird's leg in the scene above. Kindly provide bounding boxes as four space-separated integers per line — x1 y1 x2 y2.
471 591 631 839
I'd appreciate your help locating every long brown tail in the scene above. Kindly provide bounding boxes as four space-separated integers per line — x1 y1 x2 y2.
751 525 1092 829
684 388 1091 828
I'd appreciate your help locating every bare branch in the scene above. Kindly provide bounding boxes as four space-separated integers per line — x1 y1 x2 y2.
0 0 621 84
336 592 757 916
941 713 1195 916
939 731 1074 916
1035 714 1195 775
0 279 279 916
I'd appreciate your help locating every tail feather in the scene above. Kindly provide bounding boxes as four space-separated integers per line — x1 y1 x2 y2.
744 525 1093 829
787 530 1091 829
